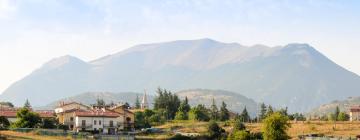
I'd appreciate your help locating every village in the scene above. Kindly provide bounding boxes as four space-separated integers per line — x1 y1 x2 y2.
0 93 151 138
2 89 360 140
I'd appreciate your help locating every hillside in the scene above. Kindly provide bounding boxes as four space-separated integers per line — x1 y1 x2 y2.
308 97 360 116
1 38 360 113
176 89 257 116
40 89 257 115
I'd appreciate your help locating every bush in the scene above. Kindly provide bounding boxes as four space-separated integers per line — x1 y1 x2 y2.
233 119 246 131
227 130 251 140
11 108 41 128
170 134 192 140
0 116 10 129
208 121 225 139
262 112 291 140
175 111 188 120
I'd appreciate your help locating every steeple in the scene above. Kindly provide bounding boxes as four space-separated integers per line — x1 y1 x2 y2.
141 89 149 109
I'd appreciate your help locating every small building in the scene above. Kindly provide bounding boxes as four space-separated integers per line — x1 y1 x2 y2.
0 110 17 123
55 102 90 114
73 109 121 134
110 104 135 130
350 106 360 121
0 108 55 123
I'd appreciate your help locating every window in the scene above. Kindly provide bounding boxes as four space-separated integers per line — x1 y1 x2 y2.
99 120 102 125
110 120 113 127
81 120 86 126
94 120 97 125
70 117 73 121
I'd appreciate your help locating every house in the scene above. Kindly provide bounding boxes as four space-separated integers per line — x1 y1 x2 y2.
73 109 121 134
0 110 17 123
109 104 135 130
0 108 55 123
350 106 360 121
55 102 92 130
55 102 90 114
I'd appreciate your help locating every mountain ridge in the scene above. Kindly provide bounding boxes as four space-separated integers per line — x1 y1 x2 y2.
1 38 359 113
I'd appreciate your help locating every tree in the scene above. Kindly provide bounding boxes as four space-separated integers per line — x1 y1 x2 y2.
135 95 141 109
11 108 41 128
265 105 274 117
96 98 105 107
175 99 190 120
41 118 57 129
208 121 224 139
262 112 290 140
189 104 210 121
219 101 230 121
279 107 288 116
227 130 251 140
175 111 188 120
233 119 246 131
0 102 14 108
328 113 336 121
259 103 267 121
183 96 191 113
134 112 150 129
337 112 349 121
124 102 130 109
210 98 219 120
0 116 10 129
24 99 31 108
334 106 340 121
239 107 250 122
153 88 181 120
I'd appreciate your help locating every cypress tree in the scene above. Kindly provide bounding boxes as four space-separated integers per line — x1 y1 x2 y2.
135 95 141 109
259 103 267 120
24 99 31 108
219 101 230 121
210 98 219 120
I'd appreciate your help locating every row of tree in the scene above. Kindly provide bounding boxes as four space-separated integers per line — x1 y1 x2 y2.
135 88 234 129
205 111 291 140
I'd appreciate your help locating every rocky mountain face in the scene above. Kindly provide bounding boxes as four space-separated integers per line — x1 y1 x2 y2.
1 38 360 113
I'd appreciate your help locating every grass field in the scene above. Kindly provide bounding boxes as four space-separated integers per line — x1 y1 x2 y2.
0 130 73 140
154 120 360 139
1 121 360 139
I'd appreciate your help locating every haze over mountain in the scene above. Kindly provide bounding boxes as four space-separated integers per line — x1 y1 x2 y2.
1 38 360 113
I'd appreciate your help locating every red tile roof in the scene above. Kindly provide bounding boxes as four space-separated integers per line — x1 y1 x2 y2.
0 110 17 117
35 110 55 118
74 110 120 118
350 106 360 112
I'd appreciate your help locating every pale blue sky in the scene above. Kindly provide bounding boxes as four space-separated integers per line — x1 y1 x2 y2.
0 0 359 93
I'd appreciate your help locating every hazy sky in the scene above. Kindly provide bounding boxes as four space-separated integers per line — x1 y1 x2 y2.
0 0 359 93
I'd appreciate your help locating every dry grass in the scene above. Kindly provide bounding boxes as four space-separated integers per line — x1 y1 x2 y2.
0 130 73 140
247 121 360 138
156 120 209 133
157 120 360 139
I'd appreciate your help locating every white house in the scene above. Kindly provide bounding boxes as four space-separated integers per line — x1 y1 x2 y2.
55 102 90 114
350 106 360 121
73 109 122 134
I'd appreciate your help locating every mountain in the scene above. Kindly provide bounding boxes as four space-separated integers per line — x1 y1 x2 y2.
176 89 258 116
1 38 360 112
308 96 360 116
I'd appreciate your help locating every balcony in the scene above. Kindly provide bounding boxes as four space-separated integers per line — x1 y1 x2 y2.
76 124 93 129
103 124 116 128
